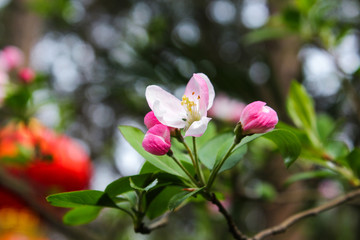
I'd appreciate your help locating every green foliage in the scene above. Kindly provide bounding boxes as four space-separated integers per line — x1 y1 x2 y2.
263 129 301 168
146 186 183 219
46 190 118 208
285 170 336 186
287 81 318 141
118 125 191 180
63 206 102 225
168 188 204 211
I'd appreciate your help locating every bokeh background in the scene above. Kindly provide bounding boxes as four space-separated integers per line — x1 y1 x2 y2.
1 0 360 239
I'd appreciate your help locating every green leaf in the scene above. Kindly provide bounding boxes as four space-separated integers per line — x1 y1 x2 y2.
243 27 291 45
282 7 301 30
105 173 185 198
325 141 349 160
130 178 158 192
286 81 319 146
346 148 360 178
316 114 337 142
215 137 248 173
263 129 301 168
254 182 277 200
140 161 161 174
146 186 183 219
118 125 189 179
285 170 336 186
200 132 263 171
47 190 118 208
168 188 204 211
198 132 233 170
63 206 102 225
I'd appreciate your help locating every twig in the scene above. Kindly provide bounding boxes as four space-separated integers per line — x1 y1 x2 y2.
134 213 170 234
0 167 102 240
250 188 360 240
210 193 247 240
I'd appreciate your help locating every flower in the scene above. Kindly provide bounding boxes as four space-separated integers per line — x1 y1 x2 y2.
208 94 246 123
142 124 171 155
239 101 278 135
18 67 35 84
0 46 24 71
144 111 162 129
145 73 215 137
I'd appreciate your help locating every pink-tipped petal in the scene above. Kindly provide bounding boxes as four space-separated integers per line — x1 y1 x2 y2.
240 101 278 134
146 85 187 128
142 124 171 155
195 73 215 110
184 116 211 137
144 111 162 129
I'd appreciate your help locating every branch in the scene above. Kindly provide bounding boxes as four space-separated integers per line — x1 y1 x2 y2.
0 167 102 240
250 188 360 240
210 193 248 240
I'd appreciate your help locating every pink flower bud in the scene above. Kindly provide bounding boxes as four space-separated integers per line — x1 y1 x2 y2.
18 67 35 84
142 124 171 155
239 101 278 135
144 111 162 129
0 46 24 71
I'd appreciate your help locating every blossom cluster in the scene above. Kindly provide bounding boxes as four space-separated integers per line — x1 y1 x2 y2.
0 46 36 104
142 73 278 155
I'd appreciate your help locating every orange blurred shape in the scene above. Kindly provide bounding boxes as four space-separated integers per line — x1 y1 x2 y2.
0 119 92 208
0 208 48 240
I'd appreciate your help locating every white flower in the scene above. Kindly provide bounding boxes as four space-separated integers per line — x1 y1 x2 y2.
145 73 215 137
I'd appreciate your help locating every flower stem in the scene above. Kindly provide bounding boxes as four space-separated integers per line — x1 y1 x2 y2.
183 140 204 186
206 141 238 190
192 137 205 185
167 151 199 187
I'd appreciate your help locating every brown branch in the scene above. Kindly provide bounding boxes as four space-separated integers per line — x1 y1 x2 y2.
0 167 102 240
210 193 248 240
250 188 360 240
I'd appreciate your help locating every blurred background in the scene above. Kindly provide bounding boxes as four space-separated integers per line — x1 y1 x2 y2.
1 0 360 239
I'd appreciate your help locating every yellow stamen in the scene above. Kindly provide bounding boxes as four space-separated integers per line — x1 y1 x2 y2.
181 95 196 113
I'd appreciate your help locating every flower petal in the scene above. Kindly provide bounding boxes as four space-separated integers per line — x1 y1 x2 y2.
146 85 187 128
196 73 215 110
144 111 162 129
142 124 171 155
184 73 212 116
184 116 211 137
240 101 278 134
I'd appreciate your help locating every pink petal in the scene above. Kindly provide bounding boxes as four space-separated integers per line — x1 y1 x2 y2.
240 101 278 134
184 73 211 116
0 46 24 70
18 67 35 84
142 124 171 155
146 85 187 128
184 116 211 137
196 73 215 110
144 111 162 129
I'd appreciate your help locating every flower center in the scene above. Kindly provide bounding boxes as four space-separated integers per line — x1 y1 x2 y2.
181 94 201 130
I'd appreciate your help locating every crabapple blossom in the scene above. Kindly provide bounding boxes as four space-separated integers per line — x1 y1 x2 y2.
142 124 171 155
18 67 35 84
145 73 215 137
239 101 278 135
144 111 162 129
0 46 24 71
